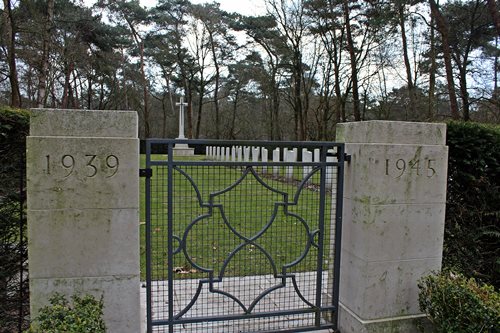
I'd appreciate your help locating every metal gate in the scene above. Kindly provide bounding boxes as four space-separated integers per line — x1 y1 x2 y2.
143 140 347 333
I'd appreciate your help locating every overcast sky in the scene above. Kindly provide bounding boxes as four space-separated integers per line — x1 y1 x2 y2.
140 0 267 15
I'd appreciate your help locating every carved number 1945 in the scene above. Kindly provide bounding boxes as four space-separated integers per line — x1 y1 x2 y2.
385 158 436 178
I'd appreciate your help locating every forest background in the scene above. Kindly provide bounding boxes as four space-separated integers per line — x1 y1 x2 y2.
1 0 499 140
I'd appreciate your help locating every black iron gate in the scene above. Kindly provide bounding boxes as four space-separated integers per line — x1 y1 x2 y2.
143 140 346 333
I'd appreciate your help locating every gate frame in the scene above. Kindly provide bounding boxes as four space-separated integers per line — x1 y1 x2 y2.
143 139 347 333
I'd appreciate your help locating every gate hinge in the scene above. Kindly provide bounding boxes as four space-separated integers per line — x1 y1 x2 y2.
139 168 153 178
334 151 352 163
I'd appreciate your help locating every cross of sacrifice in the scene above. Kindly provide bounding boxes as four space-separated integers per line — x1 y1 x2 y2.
176 96 188 139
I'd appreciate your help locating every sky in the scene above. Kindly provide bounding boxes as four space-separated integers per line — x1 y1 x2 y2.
140 0 267 15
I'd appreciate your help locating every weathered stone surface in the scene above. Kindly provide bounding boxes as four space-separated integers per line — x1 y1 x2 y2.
342 199 446 262
338 303 433 333
27 109 140 333
30 109 138 138
28 208 139 279
26 137 139 210
336 120 446 145
339 250 441 319
331 121 448 333
172 146 195 156
343 143 448 204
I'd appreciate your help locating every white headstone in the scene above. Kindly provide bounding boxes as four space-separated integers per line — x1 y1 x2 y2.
231 146 236 162
237 146 243 162
244 147 250 162
252 147 260 162
261 148 268 173
220 147 226 161
286 149 297 180
273 148 280 176
314 148 320 163
303 150 313 181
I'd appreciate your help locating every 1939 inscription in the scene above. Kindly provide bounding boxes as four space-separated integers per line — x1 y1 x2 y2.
385 158 436 178
45 154 119 178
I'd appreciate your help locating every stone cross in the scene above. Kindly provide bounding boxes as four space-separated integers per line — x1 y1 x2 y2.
176 97 188 139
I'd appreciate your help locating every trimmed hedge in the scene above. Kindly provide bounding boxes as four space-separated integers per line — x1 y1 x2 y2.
25 294 106 333
444 122 500 288
418 271 499 332
0 106 30 332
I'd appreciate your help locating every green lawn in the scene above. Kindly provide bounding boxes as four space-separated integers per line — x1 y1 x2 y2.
140 155 333 281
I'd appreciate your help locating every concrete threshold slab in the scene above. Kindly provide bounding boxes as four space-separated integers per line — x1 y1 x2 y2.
140 272 334 333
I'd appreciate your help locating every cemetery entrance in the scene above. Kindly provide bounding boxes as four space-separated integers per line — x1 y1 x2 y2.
143 140 347 333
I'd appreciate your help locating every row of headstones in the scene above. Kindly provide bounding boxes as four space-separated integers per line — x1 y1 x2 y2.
205 145 338 189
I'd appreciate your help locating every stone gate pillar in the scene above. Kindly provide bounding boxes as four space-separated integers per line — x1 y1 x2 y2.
27 109 140 332
336 121 448 332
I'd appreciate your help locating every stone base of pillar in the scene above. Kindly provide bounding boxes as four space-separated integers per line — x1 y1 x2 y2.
173 144 195 156
339 303 433 333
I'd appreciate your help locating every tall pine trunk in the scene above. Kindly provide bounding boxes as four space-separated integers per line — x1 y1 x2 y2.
343 0 361 121
2 0 21 107
399 4 417 119
430 0 460 119
37 0 54 108
428 14 437 120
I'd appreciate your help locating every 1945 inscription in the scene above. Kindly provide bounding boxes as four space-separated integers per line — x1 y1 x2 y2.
45 154 119 178
385 158 436 178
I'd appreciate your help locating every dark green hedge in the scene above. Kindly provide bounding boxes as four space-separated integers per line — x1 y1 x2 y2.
0 106 30 332
444 122 500 288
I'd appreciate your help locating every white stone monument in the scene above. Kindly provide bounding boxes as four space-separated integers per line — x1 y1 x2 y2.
244 146 250 162
273 148 280 176
27 109 141 332
252 147 260 162
285 148 297 180
303 149 312 181
237 146 243 162
173 97 194 156
329 121 447 333
231 146 236 162
261 147 268 174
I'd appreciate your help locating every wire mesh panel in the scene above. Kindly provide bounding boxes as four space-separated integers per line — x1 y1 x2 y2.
144 140 346 333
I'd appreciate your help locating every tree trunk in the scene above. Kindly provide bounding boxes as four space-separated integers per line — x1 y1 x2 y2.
428 14 437 120
208 30 221 139
430 0 460 119
342 0 361 121
61 61 74 108
332 31 343 124
98 80 105 109
139 42 150 137
196 84 204 139
2 0 22 107
487 0 500 37
37 0 54 108
457 59 470 121
87 76 92 109
229 87 240 139
399 4 417 119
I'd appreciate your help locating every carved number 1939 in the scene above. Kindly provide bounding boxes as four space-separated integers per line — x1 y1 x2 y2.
45 154 119 178
385 158 436 178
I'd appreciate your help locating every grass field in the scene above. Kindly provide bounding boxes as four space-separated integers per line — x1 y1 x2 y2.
139 154 334 281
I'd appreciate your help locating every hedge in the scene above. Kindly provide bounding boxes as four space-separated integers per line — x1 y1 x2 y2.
444 122 500 288
0 106 30 332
